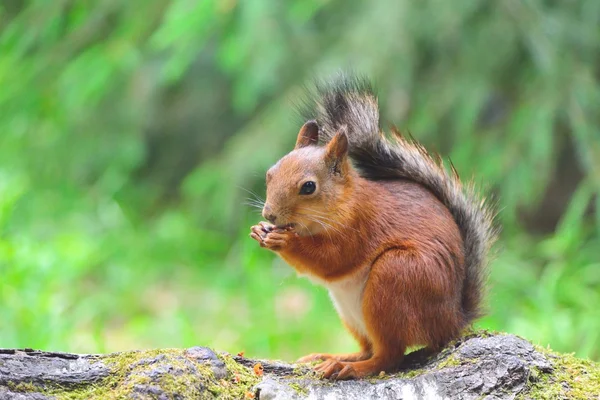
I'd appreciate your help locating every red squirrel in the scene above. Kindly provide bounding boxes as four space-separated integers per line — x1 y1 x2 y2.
249 75 496 380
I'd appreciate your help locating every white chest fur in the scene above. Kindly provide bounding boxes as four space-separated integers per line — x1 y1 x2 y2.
301 267 371 338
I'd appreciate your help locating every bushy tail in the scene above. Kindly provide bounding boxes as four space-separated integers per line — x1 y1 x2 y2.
301 74 497 322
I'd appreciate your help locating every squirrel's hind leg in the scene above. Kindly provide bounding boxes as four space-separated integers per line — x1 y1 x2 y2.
297 326 372 364
297 351 370 364
319 249 437 379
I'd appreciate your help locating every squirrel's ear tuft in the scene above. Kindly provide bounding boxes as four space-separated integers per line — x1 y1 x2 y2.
295 120 319 149
325 128 349 175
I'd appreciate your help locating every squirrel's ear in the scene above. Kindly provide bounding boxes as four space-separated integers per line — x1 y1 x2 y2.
325 128 349 176
295 120 319 149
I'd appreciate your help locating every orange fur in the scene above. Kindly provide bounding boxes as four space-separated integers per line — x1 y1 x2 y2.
250 124 467 380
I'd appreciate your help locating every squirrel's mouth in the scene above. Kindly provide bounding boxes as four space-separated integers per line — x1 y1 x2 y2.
277 223 296 230
264 222 295 231
274 222 296 231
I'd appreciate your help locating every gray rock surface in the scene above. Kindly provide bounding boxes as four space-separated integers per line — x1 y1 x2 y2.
254 334 553 400
0 333 592 399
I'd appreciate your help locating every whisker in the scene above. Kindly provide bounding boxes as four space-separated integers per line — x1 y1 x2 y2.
315 221 347 238
243 199 265 206
244 198 265 206
310 218 334 245
238 186 265 203
243 199 265 210
296 208 360 234
244 204 264 210
296 221 315 242
309 214 359 234
296 213 348 241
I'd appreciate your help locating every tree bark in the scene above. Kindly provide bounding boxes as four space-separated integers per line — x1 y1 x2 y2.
0 332 598 399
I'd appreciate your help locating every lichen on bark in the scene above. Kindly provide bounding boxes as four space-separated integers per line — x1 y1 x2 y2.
1 332 599 399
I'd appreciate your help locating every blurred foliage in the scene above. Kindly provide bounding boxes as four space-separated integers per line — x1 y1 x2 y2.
0 0 598 362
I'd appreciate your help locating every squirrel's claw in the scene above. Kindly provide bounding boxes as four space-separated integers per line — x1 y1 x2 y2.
258 221 276 232
334 364 358 380
250 223 269 247
315 359 358 380
250 222 296 251
314 360 359 380
249 232 266 247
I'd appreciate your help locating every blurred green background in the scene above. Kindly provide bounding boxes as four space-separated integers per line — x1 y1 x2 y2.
0 0 599 363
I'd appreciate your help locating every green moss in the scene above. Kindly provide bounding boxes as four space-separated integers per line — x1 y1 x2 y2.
520 345 600 400
215 353 261 399
6 381 37 392
435 354 461 370
292 364 319 379
288 381 309 396
394 366 426 379
10 330 596 400
19 349 262 400
386 330 493 381
390 354 462 380
450 328 498 347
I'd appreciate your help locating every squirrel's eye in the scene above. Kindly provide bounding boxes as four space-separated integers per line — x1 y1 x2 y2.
299 181 316 195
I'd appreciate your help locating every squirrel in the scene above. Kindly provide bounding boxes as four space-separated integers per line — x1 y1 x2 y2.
249 74 497 380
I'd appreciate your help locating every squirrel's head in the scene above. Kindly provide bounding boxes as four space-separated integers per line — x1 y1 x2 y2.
262 120 352 236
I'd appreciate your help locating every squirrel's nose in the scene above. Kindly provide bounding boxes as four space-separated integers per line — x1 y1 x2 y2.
262 205 277 224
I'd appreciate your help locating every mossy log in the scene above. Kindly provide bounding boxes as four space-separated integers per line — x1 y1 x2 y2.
1 332 598 399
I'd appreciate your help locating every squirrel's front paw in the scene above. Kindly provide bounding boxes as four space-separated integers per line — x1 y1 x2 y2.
249 222 297 252
250 221 272 241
